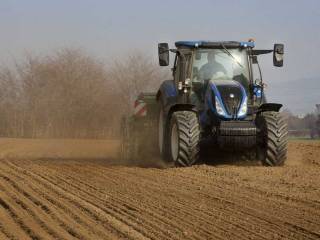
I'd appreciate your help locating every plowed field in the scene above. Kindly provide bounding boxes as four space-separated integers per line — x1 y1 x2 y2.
0 138 319 240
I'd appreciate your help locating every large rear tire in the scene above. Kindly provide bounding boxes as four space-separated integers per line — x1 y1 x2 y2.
169 111 200 167
256 111 288 166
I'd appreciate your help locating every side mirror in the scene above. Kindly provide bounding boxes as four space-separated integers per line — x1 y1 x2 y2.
158 43 169 66
273 43 284 67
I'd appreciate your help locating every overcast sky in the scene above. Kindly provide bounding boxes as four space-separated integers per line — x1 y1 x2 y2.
0 0 319 114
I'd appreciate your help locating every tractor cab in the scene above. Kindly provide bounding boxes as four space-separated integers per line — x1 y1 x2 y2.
191 46 250 94
176 41 252 93
158 40 284 122
175 42 252 120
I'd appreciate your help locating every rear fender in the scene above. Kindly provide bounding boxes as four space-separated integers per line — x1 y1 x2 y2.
157 80 177 106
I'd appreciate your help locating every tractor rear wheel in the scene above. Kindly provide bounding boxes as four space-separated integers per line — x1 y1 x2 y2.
169 111 200 167
256 111 288 166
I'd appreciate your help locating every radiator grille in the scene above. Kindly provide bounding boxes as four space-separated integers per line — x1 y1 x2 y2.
216 85 242 116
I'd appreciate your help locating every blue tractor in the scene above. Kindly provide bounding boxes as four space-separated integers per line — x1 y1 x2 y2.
120 40 288 167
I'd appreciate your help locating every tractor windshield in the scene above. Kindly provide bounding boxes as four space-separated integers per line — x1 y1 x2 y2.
192 48 250 91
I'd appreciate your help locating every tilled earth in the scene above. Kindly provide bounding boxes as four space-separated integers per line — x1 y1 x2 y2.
0 138 319 240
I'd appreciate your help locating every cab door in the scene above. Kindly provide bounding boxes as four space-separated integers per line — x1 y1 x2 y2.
174 52 193 104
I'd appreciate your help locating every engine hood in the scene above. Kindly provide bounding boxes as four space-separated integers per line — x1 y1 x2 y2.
206 80 247 119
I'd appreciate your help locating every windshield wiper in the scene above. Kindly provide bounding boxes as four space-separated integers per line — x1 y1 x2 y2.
221 43 244 68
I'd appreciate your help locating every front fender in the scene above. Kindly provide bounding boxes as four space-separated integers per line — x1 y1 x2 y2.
257 103 283 113
157 80 178 115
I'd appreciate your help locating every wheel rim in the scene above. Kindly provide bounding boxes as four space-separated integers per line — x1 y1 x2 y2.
158 109 164 154
171 123 179 161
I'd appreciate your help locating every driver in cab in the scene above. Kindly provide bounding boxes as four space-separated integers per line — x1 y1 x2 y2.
191 52 227 107
198 52 227 82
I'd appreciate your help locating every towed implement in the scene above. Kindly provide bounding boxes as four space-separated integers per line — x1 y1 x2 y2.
121 39 288 167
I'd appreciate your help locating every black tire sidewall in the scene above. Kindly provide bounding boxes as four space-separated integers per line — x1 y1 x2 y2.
158 101 170 162
256 111 287 166
169 113 179 164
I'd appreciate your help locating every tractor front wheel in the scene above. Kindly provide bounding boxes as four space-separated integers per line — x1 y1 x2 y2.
256 111 288 166
169 111 200 167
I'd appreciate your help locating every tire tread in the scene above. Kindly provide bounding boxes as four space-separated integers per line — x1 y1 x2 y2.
170 111 200 167
257 111 288 166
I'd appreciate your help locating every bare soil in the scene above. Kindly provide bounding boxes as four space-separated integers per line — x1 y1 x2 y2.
0 138 319 240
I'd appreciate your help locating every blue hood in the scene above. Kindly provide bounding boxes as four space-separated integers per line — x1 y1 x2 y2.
204 80 247 120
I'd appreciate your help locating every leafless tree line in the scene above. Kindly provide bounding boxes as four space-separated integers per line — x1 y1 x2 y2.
0 49 168 138
281 109 319 137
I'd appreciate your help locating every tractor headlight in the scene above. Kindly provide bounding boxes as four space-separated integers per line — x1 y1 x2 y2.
238 97 247 117
215 96 226 116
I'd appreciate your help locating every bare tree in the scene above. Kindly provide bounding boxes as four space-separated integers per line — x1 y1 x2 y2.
0 67 23 137
0 49 169 138
108 51 169 115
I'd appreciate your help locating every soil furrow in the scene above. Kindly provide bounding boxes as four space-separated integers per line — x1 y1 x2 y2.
53 167 263 240
0 139 318 240
108 166 320 237
38 165 285 240
4 160 150 240
54 172 222 240
0 190 44 240
30 167 201 240
36 164 256 240
0 180 68 240
87 166 318 240
0 162 127 240
0 208 30 240
0 170 94 240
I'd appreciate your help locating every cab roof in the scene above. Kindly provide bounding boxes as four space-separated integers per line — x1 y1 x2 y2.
175 41 255 49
